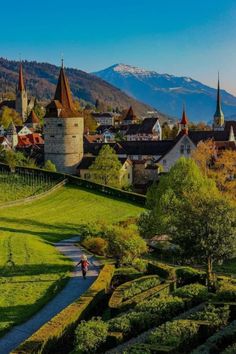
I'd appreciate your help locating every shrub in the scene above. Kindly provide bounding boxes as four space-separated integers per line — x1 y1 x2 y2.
74 318 108 353
12 264 115 354
112 267 143 285
147 261 176 280
147 319 200 347
189 304 230 327
109 275 161 309
216 281 236 301
83 237 108 256
131 258 147 272
123 344 152 354
176 267 206 286
108 296 185 337
174 283 208 303
191 319 236 354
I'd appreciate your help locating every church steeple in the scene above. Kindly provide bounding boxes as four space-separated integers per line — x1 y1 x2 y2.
15 62 28 122
18 63 25 92
179 104 189 135
213 73 224 130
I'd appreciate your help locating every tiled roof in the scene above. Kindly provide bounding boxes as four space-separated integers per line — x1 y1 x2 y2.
17 133 44 147
25 110 40 124
125 118 159 135
123 106 137 122
188 130 229 144
92 112 113 118
46 66 80 118
77 156 129 170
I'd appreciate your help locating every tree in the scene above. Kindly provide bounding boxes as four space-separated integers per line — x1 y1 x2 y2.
83 110 98 133
138 158 236 288
44 160 57 172
3 150 25 172
107 226 147 265
0 107 22 128
192 140 236 200
89 145 122 187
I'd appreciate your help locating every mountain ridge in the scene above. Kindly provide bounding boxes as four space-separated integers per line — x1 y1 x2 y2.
0 58 171 121
94 63 236 122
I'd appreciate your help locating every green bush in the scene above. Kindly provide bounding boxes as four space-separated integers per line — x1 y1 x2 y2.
83 237 108 256
12 264 115 354
123 277 161 301
74 318 108 353
131 258 147 272
147 261 176 280
112 267 143 286
189 304 230 327
147 319 200 347
174 283 208 303
176 267 206 286
109 275 161 309
108 296 185 337
123 343 152 354
216 281 236 301
191 319 236 354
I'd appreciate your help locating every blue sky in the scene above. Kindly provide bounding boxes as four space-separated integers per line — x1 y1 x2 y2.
2 0 236 94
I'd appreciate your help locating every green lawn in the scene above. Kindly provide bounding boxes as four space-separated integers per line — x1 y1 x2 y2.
0 184 144 335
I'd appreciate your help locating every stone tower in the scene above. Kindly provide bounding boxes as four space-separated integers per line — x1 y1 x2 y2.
44 62 84 174
6 121 18 148
15 63 28 122
213 74 225 131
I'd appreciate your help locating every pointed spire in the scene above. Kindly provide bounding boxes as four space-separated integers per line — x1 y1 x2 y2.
214 73 224 129
180 104 188 135
54 62 74 111
18 63 25 92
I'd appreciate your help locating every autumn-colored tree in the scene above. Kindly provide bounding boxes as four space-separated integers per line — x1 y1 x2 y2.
0 107 22 128
83 110 98 133
192 140 236 200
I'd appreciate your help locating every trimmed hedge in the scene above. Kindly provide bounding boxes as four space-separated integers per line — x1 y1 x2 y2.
191 319 236 354
12 264 115 354
112 267 143 285
216 281 236 302
176 267 206 286
108 296 185 338
147 261 176 280
173 284 208 304
222 343 236 354
0 163 146 206
109 275 161 310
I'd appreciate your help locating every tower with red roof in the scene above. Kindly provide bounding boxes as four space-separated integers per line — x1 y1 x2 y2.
44 61 84 173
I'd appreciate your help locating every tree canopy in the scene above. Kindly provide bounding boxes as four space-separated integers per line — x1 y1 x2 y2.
89 145 122 187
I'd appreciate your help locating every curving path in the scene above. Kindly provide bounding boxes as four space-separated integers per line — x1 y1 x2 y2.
0 237 100 354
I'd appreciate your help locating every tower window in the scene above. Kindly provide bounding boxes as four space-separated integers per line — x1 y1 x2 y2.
74 124 78 127
50 135 55 138
57 123 62 127
72 136 76 138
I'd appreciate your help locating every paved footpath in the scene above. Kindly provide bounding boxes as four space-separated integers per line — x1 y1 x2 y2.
0 237 100 354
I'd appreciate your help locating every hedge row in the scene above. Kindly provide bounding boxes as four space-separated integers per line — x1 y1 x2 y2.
176 267 206 286
108 275 161 310
147 261 176 280
12 264 115 354
191 319 236 354
0 163 146 206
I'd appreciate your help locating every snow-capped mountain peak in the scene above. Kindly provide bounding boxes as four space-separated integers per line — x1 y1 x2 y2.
112 63 156 77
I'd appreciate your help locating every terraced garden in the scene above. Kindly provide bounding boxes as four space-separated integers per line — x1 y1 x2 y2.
0 183 144 336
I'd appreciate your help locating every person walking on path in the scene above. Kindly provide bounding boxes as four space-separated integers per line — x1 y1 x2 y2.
77 255 90 279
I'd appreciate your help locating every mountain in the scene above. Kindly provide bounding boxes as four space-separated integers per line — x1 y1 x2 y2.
94 64 236 122
0 58 171 121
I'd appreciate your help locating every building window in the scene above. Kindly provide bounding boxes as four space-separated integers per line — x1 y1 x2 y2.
84 173 90 179
180 145 184 154
44 124 46 127
50 135 54 138
74 124 78 127
163 159 166 165
57 123 62 127
187 145 191 154
72 136 76 138
128 173 130 179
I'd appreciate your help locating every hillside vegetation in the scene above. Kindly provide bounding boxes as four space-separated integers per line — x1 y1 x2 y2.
0 184 144 335
0 58 161 117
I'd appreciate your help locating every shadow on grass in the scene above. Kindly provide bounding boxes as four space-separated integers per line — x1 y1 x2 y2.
0 263 72 277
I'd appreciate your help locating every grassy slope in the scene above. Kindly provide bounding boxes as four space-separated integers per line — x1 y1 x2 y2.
0 184 144 335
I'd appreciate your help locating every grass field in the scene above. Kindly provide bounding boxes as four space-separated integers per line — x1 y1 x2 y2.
0 184 144 335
